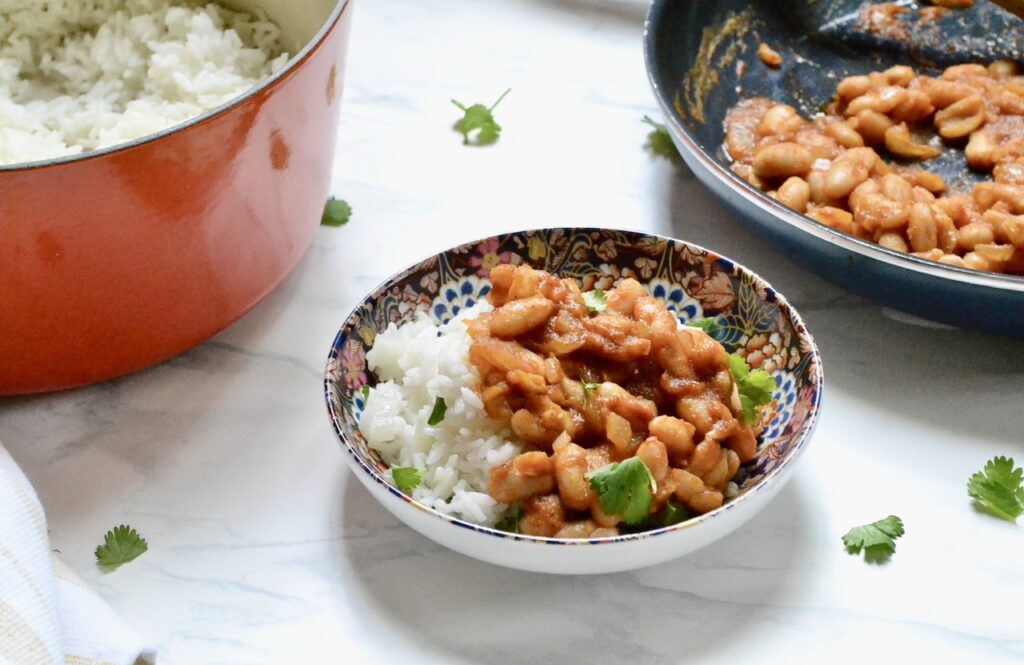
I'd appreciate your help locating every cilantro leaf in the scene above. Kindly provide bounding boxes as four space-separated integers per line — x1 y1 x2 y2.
427 396 447 426
686 318 720 335
727 353 775 425
581 381 600 401
967 456 1024 521
587 458 657 525
321 197 352 227
360 385 370 403
95 525 148 571
661 499 690 527
641 115 681 163
451 88 510 145
842 515 904 560
391 466 422 494
495 505 522 534
582 289 607 314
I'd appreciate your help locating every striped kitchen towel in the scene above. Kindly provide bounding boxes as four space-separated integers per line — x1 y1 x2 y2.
0 442 155 665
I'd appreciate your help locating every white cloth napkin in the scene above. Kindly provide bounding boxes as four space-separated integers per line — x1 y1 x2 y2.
0 442 156 665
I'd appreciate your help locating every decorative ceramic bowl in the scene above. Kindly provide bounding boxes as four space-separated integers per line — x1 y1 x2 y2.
324 228 823 575
644 0 1024 336
0 0 352 394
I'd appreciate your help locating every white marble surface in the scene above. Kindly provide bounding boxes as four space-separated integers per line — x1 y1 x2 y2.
3 0 1024 662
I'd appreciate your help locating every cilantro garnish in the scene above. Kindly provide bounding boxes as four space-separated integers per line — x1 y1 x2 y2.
967 456 1024 521
587 458 657 525
391 467 422 494
641 115 681 163
661 500 689 527
582 289 607 314
581 381 600 401
427 396 447 426
95 525 148 571
842 515 904 561
321 197 352 227
727 353 775 425
686 318 720 335
495 505 522 534
451 88 511 145
360 385 370 403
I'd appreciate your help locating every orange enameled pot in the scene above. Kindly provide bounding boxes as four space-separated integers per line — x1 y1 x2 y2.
0 0 352 395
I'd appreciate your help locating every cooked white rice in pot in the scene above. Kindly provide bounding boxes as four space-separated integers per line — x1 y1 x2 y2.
0 0 290 165
359 303 524 527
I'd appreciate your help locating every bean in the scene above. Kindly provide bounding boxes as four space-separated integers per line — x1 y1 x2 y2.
648 415 696 464
907 202 938 252
808 206 855 234
878 232 909 253
752 142 813 178
824 121 865 148
957 222 995 251
937 254 968 268
776 176 811 212
974 243 1015 263
823 148 876 199
880 173 914 203
885 123 941 160
934 95 985 139
837 75 871 100
853 109 894 145
989 60 1020 79
963 251 993 272
757 104 802 136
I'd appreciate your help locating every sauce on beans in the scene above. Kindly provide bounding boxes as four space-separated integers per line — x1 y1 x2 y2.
723 62 1024 274
467 265 760 538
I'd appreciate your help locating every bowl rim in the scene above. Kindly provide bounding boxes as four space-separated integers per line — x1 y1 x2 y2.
324 227 825 546
0 0 351 173
641 0 1024 293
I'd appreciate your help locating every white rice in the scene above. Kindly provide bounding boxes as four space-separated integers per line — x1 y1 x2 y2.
359 303 523 526
0 0 290 165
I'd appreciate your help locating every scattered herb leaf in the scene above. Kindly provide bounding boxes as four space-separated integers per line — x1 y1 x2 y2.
581 381 600 401
391 467 422 494
641 115 681 163
686 318 720 335
321 197 352 227
495 505 523 534
587 458 657 525
727 353 775 425
95 525 148 571
661 500 689 527
451 88 511 145
967 456 1024 521
427 396 447 426
842 515 904 561
582 289 607 314
360 385 370 403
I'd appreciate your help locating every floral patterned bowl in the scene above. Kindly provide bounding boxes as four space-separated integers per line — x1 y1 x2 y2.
324 228 823 574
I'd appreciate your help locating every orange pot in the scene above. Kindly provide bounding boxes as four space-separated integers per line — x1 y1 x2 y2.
0 0 353 395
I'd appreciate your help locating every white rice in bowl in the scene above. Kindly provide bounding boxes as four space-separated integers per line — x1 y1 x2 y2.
359 303 523 526
0 0 290 165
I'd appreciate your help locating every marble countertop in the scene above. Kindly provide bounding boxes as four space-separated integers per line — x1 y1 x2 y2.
3 0 1023 662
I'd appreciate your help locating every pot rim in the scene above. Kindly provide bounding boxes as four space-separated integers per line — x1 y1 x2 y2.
0 0 351 173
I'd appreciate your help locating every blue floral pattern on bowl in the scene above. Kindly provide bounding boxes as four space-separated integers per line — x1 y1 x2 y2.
325 228 824 543
430 275 492 325
760 371 798 444
645 278 704 325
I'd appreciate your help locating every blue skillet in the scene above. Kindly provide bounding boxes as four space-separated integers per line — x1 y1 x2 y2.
645 0 1024 335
